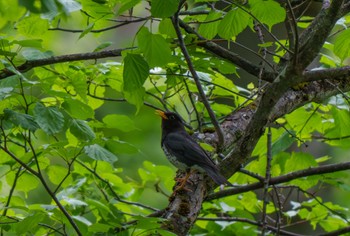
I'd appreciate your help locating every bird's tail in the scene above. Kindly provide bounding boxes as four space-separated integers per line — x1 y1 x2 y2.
205 166 233 187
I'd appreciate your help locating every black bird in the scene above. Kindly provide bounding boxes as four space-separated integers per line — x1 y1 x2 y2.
156 110 232 190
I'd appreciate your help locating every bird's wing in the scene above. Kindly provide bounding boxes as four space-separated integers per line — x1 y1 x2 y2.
163 131 217 169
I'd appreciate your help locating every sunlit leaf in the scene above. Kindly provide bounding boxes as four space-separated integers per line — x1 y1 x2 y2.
218 8 250 39
137 27 172 67
123 53 149 110
334 28 350 62
250 0 286 30
198 11 222 39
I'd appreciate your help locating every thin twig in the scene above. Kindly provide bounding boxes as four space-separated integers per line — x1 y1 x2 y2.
49 17 150 33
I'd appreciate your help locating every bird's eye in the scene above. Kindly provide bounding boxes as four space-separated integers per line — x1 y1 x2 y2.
169 115 175 120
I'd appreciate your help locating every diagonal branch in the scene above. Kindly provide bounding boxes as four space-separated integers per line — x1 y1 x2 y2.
172 6 225 147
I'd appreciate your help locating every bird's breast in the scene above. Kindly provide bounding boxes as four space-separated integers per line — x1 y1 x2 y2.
161 145 188 170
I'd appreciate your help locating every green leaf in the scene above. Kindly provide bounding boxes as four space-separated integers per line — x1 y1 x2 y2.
334 28 350 62
47 165 71 185
3 109 39 131
106 139 139 154
79 23 94 39
123 53 149 110
151 0 179 18
284 152 317 173
250 0 286 30
21 48 53 60
15 212 45 235
16 15 48 37
117 0 141 15
123 53 149 88
62 98 94 120
137 27 172 67
6 172 39 193
325 108 350 147
102 114 138 132
158 18 177 38
84 144 118 163
218 8 250 39
198 11 222 39
271 131 295 156
93 41 113 52
33 103 64 135
70 119 96 141
13 39 43 48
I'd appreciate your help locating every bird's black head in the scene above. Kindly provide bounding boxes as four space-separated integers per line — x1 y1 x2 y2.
155 110 185 134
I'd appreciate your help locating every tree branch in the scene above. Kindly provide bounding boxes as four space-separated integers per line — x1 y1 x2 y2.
208 161 350 200
0 48 134 80
296 0 344 69
172 7 225 147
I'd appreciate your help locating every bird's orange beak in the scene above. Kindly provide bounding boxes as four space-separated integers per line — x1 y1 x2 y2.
155 110 168 119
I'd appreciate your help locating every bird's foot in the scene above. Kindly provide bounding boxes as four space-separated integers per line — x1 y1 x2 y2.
172 171 193 195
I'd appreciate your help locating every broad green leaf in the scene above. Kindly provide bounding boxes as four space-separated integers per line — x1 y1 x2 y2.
250 0 286 30
271 131 295 156
158 18 177 38
151 0 179 18
16 15 48 37
62 98 94 120
102 114 138 132
123 53 149 110
15 212 45 235
13 39 43 48
123 53 149 88
331 108 350 135
47 165 72 185
284 152 317 173
334 29 350 62
137 27 172 67
84 144 118 163
3 109 39 131
198 11 222 39
106 139 139 154
117 0 141 15
70 119 96 141
21 48 53 60
218 8 250 39
33 103 64 135
6 172 39 194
